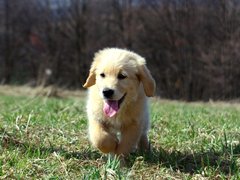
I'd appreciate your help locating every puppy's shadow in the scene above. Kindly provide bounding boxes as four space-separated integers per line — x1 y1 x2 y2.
126 145 240 175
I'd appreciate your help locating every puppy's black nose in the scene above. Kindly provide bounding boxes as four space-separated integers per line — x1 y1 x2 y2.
103 88 114 98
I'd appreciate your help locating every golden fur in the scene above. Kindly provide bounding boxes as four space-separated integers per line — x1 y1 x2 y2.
83 48 155 156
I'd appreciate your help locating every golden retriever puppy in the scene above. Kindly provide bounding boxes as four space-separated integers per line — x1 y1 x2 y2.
83 48 155 156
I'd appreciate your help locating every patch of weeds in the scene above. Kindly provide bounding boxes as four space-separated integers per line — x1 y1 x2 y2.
83 166 101 180
103 155 123 179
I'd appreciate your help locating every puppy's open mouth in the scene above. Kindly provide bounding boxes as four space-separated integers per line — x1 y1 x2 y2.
103 93 126 118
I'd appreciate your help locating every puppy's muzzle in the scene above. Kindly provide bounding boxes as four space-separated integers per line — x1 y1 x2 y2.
103 88 114 99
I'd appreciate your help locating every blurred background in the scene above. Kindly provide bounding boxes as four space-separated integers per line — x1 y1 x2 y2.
0 0 240 101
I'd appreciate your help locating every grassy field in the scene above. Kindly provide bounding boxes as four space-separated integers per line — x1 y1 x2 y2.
0 88 240 179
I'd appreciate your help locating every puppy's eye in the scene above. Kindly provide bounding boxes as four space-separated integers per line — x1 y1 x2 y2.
100 73 105 78
118 73 127 80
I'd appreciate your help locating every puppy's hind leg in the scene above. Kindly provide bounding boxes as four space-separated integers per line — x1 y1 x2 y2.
138 133 151 152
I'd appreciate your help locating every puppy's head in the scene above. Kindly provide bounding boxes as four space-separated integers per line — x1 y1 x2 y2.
83 48 155 117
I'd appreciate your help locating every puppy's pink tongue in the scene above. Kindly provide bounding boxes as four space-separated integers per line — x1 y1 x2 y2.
103 100 119 117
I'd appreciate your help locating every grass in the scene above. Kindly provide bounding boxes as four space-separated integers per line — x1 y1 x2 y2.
0 88 240 179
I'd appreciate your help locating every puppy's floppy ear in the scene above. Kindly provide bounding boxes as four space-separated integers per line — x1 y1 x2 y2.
83 61 97 88
138 64 156 97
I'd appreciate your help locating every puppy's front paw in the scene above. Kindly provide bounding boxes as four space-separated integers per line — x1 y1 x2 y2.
93 133 118 154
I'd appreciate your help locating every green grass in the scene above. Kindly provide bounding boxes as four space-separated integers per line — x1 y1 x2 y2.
0 94 240 179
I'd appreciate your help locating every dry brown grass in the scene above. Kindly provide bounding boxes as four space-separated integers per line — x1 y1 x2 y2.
0 85 86 98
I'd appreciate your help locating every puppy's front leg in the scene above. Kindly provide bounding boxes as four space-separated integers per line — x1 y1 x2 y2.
115 123 141 156
89 120 118 154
